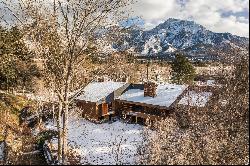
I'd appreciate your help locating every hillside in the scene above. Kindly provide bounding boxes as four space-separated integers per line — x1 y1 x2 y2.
0 92 35 141
0 92 48 165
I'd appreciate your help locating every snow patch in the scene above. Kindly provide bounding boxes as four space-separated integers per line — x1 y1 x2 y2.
0 142 4 161
165 44 177 53
142 36 162 55
178 91 212 107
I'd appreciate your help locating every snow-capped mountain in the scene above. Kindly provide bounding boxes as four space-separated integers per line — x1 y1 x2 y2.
120 18 249 61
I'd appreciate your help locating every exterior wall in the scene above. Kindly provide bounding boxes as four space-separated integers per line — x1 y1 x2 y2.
76 98 175 124
76 100 116 121
102 103 108 115
143 107 172 117
114 100 173 123
113 100 125 117
76 100 99 121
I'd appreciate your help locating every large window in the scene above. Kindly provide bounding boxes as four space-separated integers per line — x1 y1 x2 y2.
132 105 144 112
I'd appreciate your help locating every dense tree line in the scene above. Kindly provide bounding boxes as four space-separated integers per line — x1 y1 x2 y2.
0 26 40 92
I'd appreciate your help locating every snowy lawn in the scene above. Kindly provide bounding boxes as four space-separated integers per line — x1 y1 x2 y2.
45 115 146 165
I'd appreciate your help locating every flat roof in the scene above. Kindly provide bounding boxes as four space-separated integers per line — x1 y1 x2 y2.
117 84 188 107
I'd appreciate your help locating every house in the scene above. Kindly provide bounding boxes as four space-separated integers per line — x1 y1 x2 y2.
75 81 129 121
115 82 188 125
76 81 215 124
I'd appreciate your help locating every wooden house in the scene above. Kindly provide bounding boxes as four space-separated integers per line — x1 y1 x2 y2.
75 81 129 122
76 80 216 125
115 82 189 125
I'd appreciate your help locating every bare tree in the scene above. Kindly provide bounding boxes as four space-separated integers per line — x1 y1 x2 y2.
138 51 249 165
1 0 133 164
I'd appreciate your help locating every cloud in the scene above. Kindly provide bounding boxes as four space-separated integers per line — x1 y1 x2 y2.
132 0 249 37
1 0 249 37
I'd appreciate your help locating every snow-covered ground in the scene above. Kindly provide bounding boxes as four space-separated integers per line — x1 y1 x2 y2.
14 92 54 102
45 115 146 165
195 79 223 87
178 91 212 107
0 142 4 161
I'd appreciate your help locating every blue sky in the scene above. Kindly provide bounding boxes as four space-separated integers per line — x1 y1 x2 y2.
119 17 145 28
131 0 249 37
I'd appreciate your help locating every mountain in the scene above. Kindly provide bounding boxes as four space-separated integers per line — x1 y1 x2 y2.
119 18 249 61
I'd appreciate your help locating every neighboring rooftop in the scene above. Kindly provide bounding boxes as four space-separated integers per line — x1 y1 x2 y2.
117 83 188 107
178 91 212 107
76 81 127 102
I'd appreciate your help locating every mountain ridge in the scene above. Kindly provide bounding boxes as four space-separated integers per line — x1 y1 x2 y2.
120 18 249 61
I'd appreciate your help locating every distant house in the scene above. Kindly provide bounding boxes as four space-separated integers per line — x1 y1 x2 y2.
75 81 129 121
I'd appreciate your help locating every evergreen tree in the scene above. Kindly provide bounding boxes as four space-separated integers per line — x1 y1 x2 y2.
0 26 40 91
171 53 195 84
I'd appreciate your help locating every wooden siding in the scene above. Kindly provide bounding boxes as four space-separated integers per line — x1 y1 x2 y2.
76 100 99 120
114 100 173 121
134 112 163 121
115 99 171 110
102 103 108 115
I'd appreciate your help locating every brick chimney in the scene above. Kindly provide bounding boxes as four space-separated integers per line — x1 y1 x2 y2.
144 81 157 98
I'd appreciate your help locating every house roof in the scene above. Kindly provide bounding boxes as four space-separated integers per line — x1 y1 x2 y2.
117 84 188 107
178 91 212 107
76 81 127 102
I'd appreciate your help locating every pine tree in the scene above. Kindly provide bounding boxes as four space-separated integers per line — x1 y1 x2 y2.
171 53 195 84
0 26 40 91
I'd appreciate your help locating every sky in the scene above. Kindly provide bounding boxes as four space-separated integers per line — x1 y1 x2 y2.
131 0 249 37
1 0 249 38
